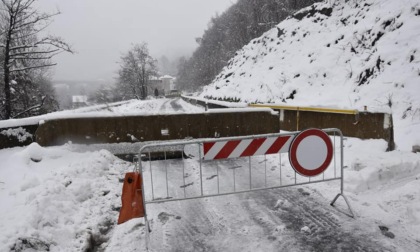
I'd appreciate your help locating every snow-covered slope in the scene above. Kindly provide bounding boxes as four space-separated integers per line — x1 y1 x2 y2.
200 0 420 150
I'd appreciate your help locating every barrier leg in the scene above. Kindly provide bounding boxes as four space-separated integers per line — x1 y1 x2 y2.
139 157 151 251
330 193 355 218
330 130 355 218
145 215 151 251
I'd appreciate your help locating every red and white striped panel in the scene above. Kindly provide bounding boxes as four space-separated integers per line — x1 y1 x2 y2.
203 136 293 160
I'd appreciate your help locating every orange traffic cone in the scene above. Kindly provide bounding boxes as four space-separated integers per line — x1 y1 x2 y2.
118 172 145 224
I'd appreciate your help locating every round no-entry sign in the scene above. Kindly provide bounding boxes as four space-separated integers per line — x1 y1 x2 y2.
289 128 333 177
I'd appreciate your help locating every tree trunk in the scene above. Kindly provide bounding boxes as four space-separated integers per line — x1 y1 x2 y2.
141 67 146 100
3 31 12 119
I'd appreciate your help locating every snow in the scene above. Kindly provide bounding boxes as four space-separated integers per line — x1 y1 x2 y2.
0 127 32 142
206 107 276 115
0 144 129 251
200 0 420 151
182 95 248 108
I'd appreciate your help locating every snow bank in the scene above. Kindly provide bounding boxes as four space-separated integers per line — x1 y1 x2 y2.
0 127 32 142
343 138 420 192
0 144 140 251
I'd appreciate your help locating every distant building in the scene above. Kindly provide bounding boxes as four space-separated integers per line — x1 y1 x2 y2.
159 75 175 94
147 75 175 96
72 95 88 108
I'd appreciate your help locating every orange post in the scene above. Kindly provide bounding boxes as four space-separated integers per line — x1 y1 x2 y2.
117 172 145 224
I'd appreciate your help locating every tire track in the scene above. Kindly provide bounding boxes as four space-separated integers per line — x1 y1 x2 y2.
158 98 185 113
243 187 393 252
169 98 185 112
162 200 218 252
158 99 171 113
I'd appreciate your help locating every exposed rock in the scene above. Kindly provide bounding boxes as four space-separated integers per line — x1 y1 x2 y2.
379 225 395 239
11 237 50 252
293 6 332 20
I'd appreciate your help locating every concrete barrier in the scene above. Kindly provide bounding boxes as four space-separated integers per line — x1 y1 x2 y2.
181 100 394 149
1 99 395 151
35 110 279 146
250 104 394 150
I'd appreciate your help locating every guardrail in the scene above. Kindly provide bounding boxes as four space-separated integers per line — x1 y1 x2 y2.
249 104 359 115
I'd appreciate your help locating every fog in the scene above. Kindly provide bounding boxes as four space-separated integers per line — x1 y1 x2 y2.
37 0 236 82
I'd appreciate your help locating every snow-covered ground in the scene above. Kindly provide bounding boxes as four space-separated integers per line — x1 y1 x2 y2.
1 98 419 251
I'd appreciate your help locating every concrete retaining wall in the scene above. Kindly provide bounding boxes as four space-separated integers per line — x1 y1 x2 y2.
181 97 394 149
35 110 279 146
279 109 392 140
1 99 394 150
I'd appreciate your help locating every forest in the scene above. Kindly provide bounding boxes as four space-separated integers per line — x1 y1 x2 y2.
176 0 319 92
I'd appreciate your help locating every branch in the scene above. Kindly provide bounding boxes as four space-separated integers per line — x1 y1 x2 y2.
38 36 73 53
11 48 60 57
12 56 56 60
11 96 46 119
9 44 36 51
9 37 48 50
10 21 51 39
13 12 59 31
10 63 57 73
13 9 38 26
15 0 36 14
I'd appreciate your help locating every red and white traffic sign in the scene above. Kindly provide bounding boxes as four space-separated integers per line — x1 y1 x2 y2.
289 128 333 177
203 135 293 160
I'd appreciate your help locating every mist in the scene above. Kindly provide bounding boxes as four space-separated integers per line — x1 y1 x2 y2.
36 0 236 83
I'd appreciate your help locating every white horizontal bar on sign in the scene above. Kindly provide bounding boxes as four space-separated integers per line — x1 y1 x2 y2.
228 139 253 159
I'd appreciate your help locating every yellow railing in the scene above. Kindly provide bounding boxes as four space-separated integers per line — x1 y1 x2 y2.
248 104 359 115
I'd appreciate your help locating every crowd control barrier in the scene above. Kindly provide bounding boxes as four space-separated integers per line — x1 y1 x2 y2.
135 128 354 249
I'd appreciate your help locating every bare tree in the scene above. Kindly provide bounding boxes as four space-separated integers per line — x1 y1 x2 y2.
117 43 158 100
0 0 72 119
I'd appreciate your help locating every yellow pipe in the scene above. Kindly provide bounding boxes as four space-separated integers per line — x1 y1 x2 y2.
249 104 359 115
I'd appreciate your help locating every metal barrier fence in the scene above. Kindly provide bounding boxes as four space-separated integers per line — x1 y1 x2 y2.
137 128 354 248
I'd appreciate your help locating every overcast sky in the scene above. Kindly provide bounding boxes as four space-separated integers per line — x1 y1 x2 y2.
36 0 236 83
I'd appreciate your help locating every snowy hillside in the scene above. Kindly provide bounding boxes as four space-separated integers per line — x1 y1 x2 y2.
200 0 420 150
